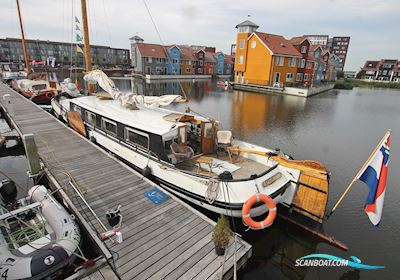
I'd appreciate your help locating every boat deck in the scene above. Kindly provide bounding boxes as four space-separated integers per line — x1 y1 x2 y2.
176 152 271 179
0 83 252 280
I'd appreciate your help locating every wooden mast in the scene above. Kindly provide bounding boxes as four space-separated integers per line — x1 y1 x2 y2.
15 0 30 73
80 0 94 93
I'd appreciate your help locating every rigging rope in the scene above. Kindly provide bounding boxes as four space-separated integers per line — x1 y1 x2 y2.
141 0 188 100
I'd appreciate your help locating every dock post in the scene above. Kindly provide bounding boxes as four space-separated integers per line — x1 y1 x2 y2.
3 95 15 117
22 133 41 176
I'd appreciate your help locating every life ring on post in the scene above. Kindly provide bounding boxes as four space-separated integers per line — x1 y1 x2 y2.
242 194 277 230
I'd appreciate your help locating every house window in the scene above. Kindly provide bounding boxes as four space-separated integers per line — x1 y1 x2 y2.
101 118 117 136
288 57 296 67
251 41 256 48
198 53 203 58
286 73 293 82
301 46 307 53
239 55 244 64
125 127 149 149
85 111 96 126
198 68 203 73
275 56 284 66
172 59 178 63
186 68 191 73
304 74 309 80
239 39 245 49
306 62 312 69
299 59 306 68
199 61 203 66
146 57 152 63
296 73 303 81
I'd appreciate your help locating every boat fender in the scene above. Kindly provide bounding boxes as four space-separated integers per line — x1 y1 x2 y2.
242 194 277 230
142 166 152 178
218 171 233 181
0 178 17 202
90 136 97 144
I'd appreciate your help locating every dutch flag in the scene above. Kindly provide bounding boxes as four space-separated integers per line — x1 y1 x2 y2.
357 132 391 226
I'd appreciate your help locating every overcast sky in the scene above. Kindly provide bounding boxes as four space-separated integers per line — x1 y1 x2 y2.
1 0 399 71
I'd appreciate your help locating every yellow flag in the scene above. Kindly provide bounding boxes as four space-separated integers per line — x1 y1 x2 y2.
76 45 84 53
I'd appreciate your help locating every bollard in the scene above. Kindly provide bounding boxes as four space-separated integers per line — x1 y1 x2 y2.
22 133 41 176
3 95 15 117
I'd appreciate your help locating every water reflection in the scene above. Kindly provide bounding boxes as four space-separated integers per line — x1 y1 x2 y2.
239 220 321 280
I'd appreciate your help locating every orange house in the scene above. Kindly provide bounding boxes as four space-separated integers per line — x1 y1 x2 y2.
234 21 302 86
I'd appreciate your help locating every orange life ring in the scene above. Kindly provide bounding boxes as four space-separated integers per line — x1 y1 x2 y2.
242 194 277 230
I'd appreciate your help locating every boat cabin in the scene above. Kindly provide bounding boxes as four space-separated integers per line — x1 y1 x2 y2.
69 96 217 164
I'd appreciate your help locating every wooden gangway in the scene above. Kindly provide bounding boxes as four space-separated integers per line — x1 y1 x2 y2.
0 83 252 280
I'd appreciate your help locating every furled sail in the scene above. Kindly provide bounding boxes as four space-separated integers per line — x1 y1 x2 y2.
83 70 184 109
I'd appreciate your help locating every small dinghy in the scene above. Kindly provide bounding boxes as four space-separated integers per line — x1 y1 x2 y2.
0 184 81 280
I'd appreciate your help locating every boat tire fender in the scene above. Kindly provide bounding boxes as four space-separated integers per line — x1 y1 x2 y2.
242 194 277 230
142 166 152 178
90 136 97 144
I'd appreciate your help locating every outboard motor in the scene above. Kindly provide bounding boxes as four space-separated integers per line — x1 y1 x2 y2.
0 179 17 203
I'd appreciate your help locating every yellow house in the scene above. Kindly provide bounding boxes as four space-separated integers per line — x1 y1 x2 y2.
234 21 302 86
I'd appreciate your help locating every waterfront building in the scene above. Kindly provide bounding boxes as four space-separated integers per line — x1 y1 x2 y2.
204 51 216 75
288 36 315 84
309 45 324 83
329 36 350 72
130 36 168 75
194 49 205 75
343 71 357 78
179 47 195 75
0 37 130 68
215 52 234 76
359 59 400 82
305 35 350 71
304 35 330 46
166 45 181 75
234 20 302 86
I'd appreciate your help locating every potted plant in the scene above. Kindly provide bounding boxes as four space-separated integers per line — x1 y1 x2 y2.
212 215 231 256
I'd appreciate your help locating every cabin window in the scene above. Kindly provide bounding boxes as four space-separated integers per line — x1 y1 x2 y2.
124 127 149 149
85 111 96 126
204 123 213 138
101 118 117 136
71 104 82 116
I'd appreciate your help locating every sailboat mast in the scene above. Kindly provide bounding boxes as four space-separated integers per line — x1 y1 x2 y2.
80 0 94 93
16 0 30 73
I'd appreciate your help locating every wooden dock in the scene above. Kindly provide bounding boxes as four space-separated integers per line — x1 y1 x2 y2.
0 83 252 280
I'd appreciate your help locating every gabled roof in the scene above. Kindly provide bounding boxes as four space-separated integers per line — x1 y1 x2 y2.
288 36 309 45
361 60 380 70
136 43 167 58
204 52 216 63
130 35 143 41
235 20 259 28
309 45 323 52
252 32 302 57
180 47 196 61
224 55 234 63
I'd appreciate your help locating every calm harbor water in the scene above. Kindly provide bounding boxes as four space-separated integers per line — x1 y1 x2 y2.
3 74 400 279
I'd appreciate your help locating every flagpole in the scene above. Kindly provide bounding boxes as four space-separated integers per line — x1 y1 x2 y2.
326 130 390 219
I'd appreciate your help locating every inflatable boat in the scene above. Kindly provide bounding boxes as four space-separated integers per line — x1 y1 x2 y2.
0 185 81 280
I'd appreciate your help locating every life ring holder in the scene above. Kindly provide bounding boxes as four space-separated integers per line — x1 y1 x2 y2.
242 193 277 230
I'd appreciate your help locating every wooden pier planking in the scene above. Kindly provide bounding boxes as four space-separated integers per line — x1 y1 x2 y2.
0 83 252 280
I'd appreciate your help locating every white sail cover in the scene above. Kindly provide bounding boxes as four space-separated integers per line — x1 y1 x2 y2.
60 78 81 97
83 70 184 108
